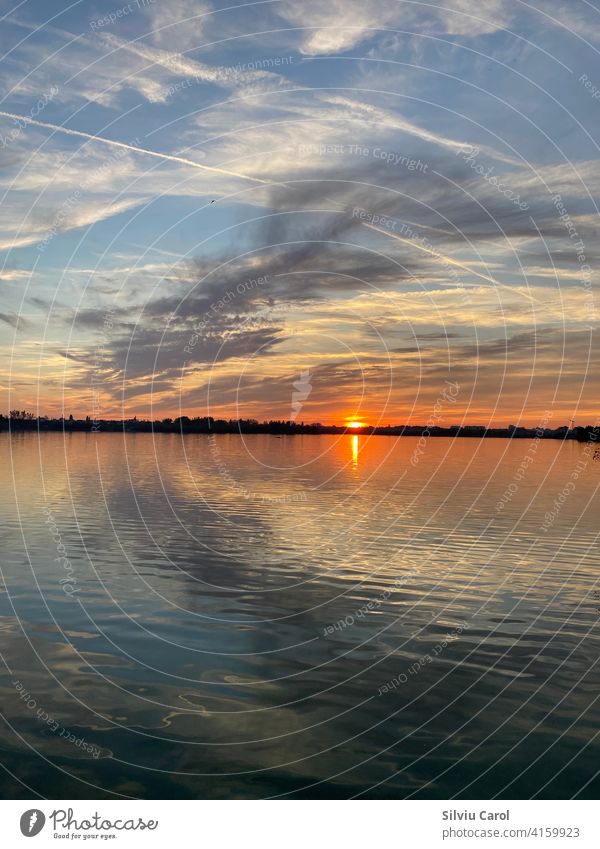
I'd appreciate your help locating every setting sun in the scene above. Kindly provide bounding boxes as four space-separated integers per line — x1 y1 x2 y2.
347 420 367 429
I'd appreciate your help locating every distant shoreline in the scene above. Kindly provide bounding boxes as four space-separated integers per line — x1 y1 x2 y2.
2 417 599 443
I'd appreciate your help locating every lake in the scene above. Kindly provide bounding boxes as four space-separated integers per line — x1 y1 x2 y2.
1 432 599 798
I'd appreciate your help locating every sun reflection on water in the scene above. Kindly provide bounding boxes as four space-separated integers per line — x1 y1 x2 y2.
351 433 359 468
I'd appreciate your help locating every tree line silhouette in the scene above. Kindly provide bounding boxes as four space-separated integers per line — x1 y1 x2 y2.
1 411 598 442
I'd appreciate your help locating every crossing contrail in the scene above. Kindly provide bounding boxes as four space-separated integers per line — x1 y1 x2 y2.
364 222 539 304
0 109 268 185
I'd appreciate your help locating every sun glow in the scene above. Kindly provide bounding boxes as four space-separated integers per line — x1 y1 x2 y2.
347 420 366 429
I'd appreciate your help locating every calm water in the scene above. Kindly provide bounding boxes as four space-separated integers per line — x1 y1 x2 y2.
0 432 599 799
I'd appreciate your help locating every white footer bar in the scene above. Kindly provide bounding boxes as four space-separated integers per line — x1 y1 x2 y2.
1 800 597 848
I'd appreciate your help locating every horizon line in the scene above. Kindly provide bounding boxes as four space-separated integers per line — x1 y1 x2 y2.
3 412 598 431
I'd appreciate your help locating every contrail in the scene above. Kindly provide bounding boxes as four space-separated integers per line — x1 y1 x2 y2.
364 222 539 304
0 109 268 185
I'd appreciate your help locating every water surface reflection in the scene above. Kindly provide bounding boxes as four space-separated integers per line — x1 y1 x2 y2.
0 432 598 798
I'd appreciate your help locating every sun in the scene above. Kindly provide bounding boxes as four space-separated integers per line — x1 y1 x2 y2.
347 420 366 429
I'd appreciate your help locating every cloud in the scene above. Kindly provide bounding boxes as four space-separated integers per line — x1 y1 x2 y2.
100 31 290 96
0 195 146 252
146 0 211 51
64 302 286 405
276 0 512 56
0 268 31 282
438 0 512 36
318 95 521 165
0 311 26 329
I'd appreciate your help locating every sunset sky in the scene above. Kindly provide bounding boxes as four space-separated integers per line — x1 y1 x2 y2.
1 0 598 426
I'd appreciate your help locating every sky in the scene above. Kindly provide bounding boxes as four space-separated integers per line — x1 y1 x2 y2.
0 0 599 426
